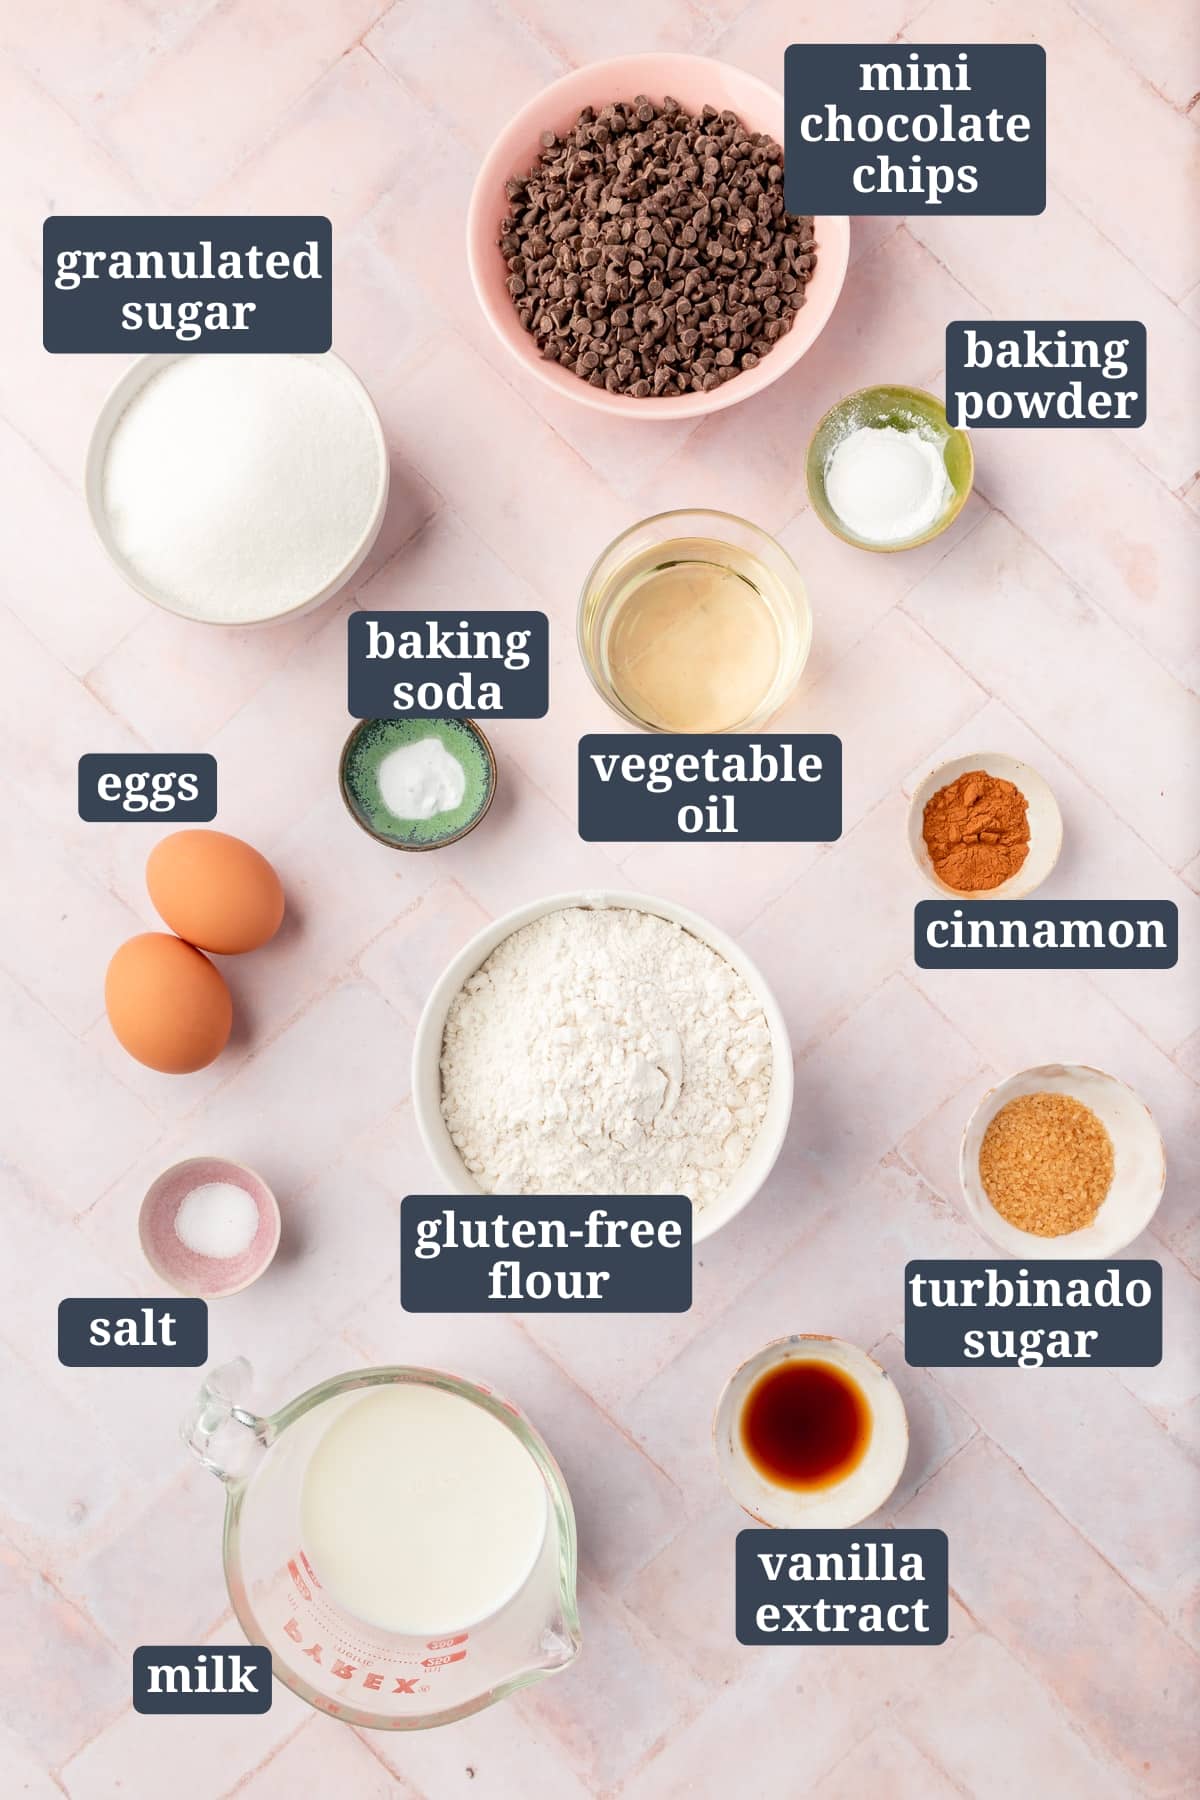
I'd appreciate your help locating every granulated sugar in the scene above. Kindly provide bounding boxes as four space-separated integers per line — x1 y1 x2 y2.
440 906 773 1209
101 354 384 623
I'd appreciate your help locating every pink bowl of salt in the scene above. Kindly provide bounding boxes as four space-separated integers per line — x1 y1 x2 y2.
139 1157 280 1298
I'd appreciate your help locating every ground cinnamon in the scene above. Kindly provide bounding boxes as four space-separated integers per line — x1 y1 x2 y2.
922 769 1030 892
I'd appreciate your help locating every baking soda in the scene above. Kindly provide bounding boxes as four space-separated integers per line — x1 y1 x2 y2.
378 736 467 820
824 423 951 545
101 354 384 623
174 1181 259 1259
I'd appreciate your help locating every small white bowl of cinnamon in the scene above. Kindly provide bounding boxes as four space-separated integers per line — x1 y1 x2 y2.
907 752 1062 900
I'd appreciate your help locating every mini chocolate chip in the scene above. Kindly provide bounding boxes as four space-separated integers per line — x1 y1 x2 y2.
496 95 814 397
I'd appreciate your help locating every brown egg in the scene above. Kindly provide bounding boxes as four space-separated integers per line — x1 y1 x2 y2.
146 829 285 955
105 933 233 1073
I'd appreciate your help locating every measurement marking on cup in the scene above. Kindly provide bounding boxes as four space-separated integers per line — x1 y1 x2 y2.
281 1614 472 1686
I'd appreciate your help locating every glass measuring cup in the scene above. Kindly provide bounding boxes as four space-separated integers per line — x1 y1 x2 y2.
182 1359 581 1730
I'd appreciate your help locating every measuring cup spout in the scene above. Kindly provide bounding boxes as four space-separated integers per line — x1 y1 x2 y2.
181 1356 271 1485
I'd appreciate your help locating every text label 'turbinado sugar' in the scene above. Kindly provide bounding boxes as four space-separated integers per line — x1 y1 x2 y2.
904 1261 1162 1368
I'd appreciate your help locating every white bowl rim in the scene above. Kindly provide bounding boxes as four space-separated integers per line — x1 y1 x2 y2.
410 886 795 1244
465 51 851 421
958 1062 1167 1259
712 1333 910 1527
907 750 1064 901
84 349 390 627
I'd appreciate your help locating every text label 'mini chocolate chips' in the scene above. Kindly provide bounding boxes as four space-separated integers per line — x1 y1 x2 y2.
499 96 817 399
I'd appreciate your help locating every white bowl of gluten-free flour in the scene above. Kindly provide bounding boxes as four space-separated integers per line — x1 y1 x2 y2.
412 890 794 1244
85 351 389 626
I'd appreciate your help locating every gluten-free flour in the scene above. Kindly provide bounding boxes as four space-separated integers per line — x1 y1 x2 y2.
439 907 773 1208
100 354 384 623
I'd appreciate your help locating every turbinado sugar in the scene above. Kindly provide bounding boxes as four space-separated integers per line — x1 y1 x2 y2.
101 354 385 624
499 96 816 397
979 1092 1114 1237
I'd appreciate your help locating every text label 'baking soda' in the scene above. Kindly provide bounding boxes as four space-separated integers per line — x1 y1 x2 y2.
904 1261 1162 1369
914 901 1177 970
784 44 1046 214
946 321 1147 428
736 1530 949 1646
400 1197 691 1312
78 753 217 822
58 1298 208 1367
133 1647 271 1715
348 613 550 719
43 217 331 353
578 735 842 842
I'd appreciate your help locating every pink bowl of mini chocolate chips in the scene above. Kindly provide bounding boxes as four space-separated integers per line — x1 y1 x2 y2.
467 54 851 419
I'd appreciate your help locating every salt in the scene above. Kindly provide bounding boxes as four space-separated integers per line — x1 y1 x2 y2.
823 423 951 545
174 1181 260 1260
378 737 466 821
101 354 384 623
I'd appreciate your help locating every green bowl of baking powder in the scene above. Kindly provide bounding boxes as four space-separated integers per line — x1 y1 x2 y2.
339 717 497 850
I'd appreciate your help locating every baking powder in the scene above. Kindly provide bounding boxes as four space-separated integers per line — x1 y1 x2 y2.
439 907 773 1209
824 422 951 545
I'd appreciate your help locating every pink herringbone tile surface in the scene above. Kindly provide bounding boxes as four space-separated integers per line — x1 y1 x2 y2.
2 1 1198 1794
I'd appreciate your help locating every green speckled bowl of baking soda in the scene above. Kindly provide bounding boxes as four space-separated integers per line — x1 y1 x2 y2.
340 718 497 850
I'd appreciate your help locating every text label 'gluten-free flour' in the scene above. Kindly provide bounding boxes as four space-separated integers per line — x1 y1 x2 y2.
400 1197 691 1311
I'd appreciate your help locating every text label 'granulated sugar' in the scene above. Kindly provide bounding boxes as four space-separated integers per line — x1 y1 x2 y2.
44 217 331 352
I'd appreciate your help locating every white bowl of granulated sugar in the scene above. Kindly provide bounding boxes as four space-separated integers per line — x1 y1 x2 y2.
412 890 795 1244
86 351 389 626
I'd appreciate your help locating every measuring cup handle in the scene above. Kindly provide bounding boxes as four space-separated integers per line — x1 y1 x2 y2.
181 1356 270 1484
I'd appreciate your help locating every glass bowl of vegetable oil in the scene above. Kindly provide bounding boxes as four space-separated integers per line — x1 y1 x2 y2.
578 509 812 734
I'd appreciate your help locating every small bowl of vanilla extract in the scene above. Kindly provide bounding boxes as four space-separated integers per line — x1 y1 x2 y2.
714 1336 909 1528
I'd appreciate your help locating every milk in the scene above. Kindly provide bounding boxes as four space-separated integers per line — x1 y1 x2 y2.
299 1385 548 1637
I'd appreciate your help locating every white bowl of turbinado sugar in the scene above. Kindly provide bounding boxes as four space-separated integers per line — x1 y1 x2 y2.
959 1064 1166 1259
